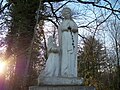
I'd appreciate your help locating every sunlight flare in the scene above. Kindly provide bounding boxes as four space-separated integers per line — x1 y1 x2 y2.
0 61 7 74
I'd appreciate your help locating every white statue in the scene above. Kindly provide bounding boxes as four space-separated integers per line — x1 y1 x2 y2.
58 7 78 77
39 36 59 77
38 7 83 85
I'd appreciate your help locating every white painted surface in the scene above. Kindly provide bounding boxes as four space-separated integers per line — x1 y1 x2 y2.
58 7 78 77
38 7 81 85
39 36 59 77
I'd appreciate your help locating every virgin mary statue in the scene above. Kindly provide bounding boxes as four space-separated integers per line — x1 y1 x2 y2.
58 7 78 77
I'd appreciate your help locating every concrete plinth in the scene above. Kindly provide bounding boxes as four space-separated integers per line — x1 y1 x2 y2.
29 85 95 90
38 77 83 85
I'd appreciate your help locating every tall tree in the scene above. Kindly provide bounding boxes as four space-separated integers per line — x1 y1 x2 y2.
107 17 120 90
6 0 39 90
78 36 108 90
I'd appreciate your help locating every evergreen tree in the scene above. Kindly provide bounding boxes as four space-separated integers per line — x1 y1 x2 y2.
6 0 40 90
78 36 108 89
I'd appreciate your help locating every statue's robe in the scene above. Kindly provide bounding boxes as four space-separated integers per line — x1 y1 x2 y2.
58 19 78 77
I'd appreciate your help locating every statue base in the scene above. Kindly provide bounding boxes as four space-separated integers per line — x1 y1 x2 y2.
38 77 83 85
29 77 95 90
29 85 95 90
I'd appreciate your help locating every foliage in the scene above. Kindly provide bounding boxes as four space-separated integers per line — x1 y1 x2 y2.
0 0 120 90
78 36 109 90
5 0 40 90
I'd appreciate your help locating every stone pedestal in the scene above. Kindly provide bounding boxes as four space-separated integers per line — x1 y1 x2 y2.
29 85 95 90
30 77 95 90
38 77 83 85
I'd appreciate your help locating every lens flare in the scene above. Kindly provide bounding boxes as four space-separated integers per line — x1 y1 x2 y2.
0 61 6 74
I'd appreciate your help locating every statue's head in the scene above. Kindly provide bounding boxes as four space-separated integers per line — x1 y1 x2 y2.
48 36 56 47
62 7 72 19
48 36 53 44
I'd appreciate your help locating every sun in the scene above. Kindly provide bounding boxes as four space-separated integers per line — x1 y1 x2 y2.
0 61 6 74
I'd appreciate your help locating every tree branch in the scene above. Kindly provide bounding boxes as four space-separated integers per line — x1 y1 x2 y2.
44 18 58 28
0 0 4 7
0 2 11 14
48 2 58 22
55 1 70 13
77 0 120 13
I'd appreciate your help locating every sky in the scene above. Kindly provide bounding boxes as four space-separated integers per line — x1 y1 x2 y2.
1 0 120 53
43 0 120 55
